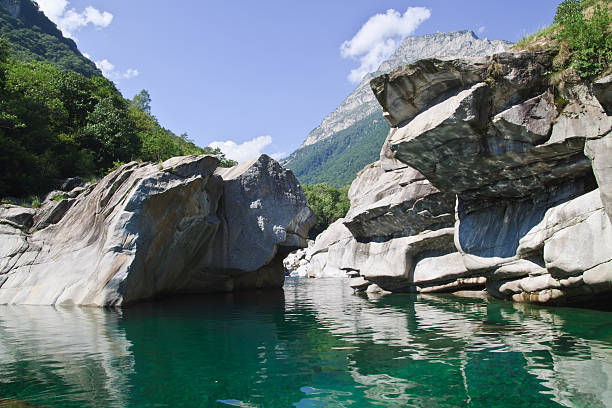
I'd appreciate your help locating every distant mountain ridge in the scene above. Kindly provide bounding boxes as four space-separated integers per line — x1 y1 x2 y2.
283 31 512 187
0 0 100 77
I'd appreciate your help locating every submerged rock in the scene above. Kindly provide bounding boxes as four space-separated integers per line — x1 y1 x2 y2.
0 154 314 306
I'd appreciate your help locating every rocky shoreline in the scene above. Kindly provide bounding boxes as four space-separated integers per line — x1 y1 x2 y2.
287 51 612 306
0 154 315 306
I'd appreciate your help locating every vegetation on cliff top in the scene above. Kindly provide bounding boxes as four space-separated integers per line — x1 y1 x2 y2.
514 0 611 79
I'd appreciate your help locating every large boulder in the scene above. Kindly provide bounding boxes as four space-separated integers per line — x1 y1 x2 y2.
371 50 612 305
0 154 314 306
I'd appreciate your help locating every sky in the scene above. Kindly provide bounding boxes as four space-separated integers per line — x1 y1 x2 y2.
35 0 561 163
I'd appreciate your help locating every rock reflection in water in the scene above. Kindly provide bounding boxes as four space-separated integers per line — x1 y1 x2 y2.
0 306 133 407
0 279 611 407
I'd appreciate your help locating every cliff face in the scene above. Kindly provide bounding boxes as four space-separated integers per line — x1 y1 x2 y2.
291 51 612 306
0 155 315 306
282 31 512 187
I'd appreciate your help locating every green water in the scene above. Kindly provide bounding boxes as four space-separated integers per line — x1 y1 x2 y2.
1 278 612 407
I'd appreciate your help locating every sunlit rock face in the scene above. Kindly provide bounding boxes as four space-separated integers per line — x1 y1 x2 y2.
373 50 612 305
0 154 315 306
291 161 472 293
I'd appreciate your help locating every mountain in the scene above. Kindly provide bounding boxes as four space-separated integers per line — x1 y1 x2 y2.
0 0 100 77
282 31 512 187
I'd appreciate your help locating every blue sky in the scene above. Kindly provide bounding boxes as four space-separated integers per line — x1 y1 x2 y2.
36 0 561 162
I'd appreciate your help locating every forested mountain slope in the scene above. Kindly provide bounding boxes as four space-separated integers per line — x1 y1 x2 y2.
0 0 100 77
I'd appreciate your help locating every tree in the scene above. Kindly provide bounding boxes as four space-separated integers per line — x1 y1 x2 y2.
131 89 152 114
302 183 350 238
84 97 141 169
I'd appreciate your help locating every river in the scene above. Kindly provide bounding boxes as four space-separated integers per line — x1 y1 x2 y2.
1 278 611 407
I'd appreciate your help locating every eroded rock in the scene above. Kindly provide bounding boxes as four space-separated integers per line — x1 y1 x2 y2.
0 155 314 306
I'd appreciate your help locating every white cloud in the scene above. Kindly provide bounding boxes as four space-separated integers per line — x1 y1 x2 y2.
269 152 286 161
340 7 431 83
209 136 284 164
36 0 113 37
477 26 486 35
95 59 139 81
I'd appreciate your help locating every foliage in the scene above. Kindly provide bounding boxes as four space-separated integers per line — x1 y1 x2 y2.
554 0 611 78
0 45 235 197
285 112 390 188
302 183 350 238
514 0 611 78
0 0 100 77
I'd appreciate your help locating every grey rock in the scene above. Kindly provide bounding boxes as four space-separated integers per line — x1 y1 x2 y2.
344 161 454 240
60 177 84 192
371 58 488 127
492 90 556 146
548 85 611 144
390 84 592 199
0 205 36 229
205 155 316 272
593 74 612 115
365 49 612 305
0 154 314 306
297 31 511 148
32 197 76 231
585 133 612 222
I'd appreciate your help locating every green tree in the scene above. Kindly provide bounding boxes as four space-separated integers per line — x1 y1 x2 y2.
302 183 351 238
132 89 152 114
84 97 141 169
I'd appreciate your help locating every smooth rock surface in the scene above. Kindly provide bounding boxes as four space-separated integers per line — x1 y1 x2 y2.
0 205 36 229
364 50 612 305
0 155 314 306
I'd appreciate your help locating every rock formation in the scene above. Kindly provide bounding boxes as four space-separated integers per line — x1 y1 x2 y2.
289 50 612 306
282 31 512 188
0 154 315 306
297 31 512 148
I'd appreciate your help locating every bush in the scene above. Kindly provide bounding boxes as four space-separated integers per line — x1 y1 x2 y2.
554 0 611 78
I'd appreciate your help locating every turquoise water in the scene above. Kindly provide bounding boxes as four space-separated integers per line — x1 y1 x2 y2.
1 278 612 407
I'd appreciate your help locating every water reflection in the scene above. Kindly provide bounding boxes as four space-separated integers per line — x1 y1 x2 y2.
0 306 133 407
0 279 611 407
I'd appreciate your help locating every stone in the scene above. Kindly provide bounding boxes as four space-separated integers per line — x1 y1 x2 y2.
593 74 612 115
371 57 488 127
60 176 84 191
344 161 455 240
548 85 611 144
0 205 36 229
379 129 409 171
349 276 371 291
0 155 314 306
203 155 316 272
363 49 612 305
32 197 76 230
585 134 612 223
491 90 556 146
